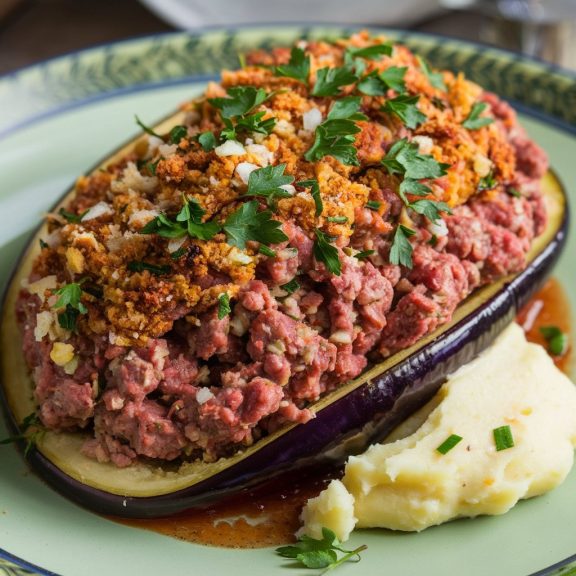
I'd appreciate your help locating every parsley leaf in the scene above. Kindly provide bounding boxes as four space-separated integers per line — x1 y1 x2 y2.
346 43 393 60
417 55 446 91
313 228 341 276
366 200 381 211
258 245 277 257
223 200 288 249
280 278 300 295
234 111 277 135
209 86 268 119
357 67 407 96
312 66 358 97
245 164 295 208
478 170 498 191
276 527 367 572
305 97 365 166
0 412 44 456
327 216 348 223
462 102 494 130
58 207 88 223
127 261 171 276
169 125 188 144
135 115 162 138
390 224 416 268
217 292 231 320
381 94 427 129
297 179 323 217
409 198 452 222
198 131 217 151
354 249 375 259
52 282 88 330
382 139 449 180
275 46 310 84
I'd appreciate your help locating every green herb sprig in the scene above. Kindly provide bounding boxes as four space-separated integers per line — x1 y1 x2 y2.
0 412 44 456
245 164 295 209
276 527 367 573
313 228 341 276
52 282 88 330
275 46 310 85
462 102 494 130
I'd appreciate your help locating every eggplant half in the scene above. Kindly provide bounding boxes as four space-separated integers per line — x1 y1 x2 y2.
0 110 569 517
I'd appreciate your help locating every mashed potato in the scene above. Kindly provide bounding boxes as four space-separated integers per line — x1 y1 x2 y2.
300 323 576 540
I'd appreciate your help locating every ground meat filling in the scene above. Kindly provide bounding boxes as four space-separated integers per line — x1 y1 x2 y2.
17 33 549 467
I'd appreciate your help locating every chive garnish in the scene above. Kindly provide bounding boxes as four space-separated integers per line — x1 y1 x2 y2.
436 434 463 455
493 425 514 451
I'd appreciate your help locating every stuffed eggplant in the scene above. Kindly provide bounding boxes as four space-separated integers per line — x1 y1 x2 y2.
0 32 569 517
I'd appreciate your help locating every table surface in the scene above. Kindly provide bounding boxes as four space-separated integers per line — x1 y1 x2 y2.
0 0 484 75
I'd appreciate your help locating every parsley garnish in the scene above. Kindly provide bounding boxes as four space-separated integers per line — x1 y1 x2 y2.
245 164 295 209
390 224 415 268
0 412 44 456
358 67 407 96
327 216 348 223
39 239 49 249
312 66 358 97
305 96 366 166
478 170 498 191
436 434 463 455
280 278 300 295
135 115 161 138
198 131 217 151
217 292 231 320
233 111 276 136
297 178 323 217
127 261 171 276
313 228 341 276
493 425 515 451
276 527 367 572
346 44 393 60
223 200 288 249
382 138 449 180
417 55 446 91
275 46 310 85
141 197 220 241
209 86 268 119
366 200 381 211
169 125 188 144
507 187 522 198
462 102 494 130
381 94 426 129
146 159 160 176
258 245 277 257
170 246 187 260
354 249 375 259
540 325 568 356
52 282 88 330
58 207 88 223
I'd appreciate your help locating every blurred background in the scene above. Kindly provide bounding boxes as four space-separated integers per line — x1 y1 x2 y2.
0 0 575 74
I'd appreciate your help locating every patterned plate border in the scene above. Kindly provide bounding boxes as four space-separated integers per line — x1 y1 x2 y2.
1 23 576 576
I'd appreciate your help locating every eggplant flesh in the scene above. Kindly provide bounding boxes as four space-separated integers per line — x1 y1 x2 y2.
0 164 568 518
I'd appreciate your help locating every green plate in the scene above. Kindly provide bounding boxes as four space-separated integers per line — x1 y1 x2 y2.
0 25 575 576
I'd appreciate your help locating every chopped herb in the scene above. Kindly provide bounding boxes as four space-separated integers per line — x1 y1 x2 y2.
276 527 367 572
169 125 188 144
258 244 277 257
141 197 220 241
52 282 88 330
382 138 449 180
417 55 446 91
428 234 438 247
198 131 217 151
313 228 341 276
327 216 348 223
409 198 452 222
507 187 522 198
245 164 295 209
540 325 568 356
381 94 427 129
223 200 288 249
390 224 415 268
146 159 160 176
0 412 44 456
209 86 268 119
436 434 463 455
170 246 187 260
127 261 171 275
493 425 515 451
366 200 381 211
304 97 366 166
274 46 310 84
39 239 49 249
58 207 88 223
346 43 393 60
354 249 375 260
398 178 433 201
478 170 498 191
217 292 231 320
312 66 358 97
135 115 161 138
234 111 277 136
357 68 407 96
280 278 300 295
297 178 323 217
462 102 494 130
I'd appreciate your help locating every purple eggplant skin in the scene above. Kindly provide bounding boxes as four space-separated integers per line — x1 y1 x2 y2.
6 181 566 520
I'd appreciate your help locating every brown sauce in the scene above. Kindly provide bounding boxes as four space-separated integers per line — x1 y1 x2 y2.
113 278 572 549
